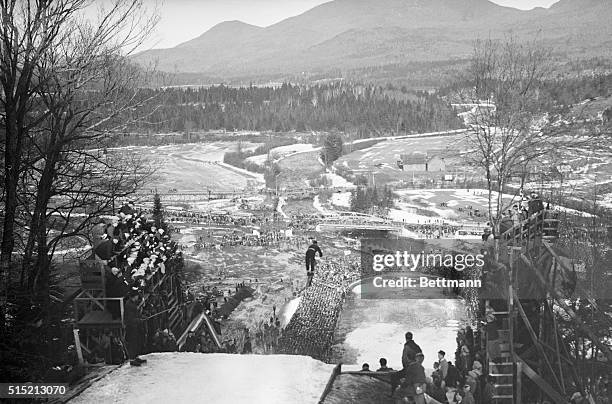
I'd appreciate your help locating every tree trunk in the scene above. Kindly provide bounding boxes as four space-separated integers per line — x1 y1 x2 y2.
25 148 58 304
0 108 24 331
1 110 21 270
33 230 51 309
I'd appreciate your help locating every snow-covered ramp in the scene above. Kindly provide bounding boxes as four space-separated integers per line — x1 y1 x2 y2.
70 353 335 404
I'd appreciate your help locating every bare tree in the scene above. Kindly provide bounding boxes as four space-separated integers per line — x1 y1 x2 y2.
462 36 592 257
0 0 158 313
0 0 89 319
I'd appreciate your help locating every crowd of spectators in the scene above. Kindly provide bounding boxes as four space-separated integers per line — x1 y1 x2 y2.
153 209 276 228
180 327 225 354
559 221 610 244
93 202 180 297
277 283 344 362
192 230 290 250
313 258 360 289
77 202 188 366
288 213 323 231
386 330 491 404
179 298 285 355
252 316 283 353
403 223 462 239
160 209 327 235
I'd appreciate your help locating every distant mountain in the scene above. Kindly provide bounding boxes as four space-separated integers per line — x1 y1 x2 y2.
133 0 612 79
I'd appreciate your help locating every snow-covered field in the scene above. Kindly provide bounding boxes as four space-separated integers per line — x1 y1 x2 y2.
322 187 598 230
394 188 598 220
113 142 266 192
331 192 351 208
200 195 266 210
324 173 356 188
388 208 450 225
336 132 467 171
350 129 466 145
71 353 334 404
245 143 319 167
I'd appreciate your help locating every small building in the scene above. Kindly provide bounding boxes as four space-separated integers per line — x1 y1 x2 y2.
399 153 447 172
426 156 446 172
400 153 427 171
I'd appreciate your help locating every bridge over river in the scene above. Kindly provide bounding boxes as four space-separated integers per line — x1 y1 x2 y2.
316 211 404 232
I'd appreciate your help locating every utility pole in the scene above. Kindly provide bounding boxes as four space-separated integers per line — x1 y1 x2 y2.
267 132 272 163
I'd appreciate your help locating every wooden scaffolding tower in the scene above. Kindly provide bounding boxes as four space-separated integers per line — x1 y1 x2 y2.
483 210 611 403
72 258 187 365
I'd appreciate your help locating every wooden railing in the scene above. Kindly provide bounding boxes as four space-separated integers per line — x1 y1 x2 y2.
500 209 560 244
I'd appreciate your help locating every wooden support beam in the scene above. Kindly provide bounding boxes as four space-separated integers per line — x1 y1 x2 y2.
551 298 567 393
516 361 522 404
542 241 609 322
539 338 575 366
513 289 563 391
515 356 568 404
73 328 84 365
520 253 612 359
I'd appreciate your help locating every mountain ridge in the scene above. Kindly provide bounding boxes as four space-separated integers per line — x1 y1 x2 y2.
133 0 612 78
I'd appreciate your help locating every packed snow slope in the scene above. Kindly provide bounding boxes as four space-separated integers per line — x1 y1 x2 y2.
70 353 335 404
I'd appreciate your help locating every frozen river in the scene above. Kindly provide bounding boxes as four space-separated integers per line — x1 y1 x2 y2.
331 283 470 373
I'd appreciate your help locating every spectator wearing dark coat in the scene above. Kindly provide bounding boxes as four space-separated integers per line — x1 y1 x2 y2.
401 331 422 370
376 358 394 372
427 376 447 403
95 236 113 261
124 291 146 366
119 202 136 216
305 240 323 287
105 267 129 319
528 194 544 216
404 353 427 403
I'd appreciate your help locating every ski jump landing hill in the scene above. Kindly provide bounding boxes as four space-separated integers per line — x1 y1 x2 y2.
65 353 336 404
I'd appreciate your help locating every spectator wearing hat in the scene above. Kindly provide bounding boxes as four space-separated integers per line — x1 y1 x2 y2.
511 205 521 226
438 350 449 385
105 267 129 320
401 331 422 370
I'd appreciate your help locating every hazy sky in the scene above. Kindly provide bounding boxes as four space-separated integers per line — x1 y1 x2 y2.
139 0 561 50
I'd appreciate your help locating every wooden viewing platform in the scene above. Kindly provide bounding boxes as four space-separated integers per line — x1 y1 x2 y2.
72 247 187 365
